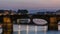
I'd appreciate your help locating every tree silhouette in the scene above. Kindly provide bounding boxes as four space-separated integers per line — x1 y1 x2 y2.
17 9 28 14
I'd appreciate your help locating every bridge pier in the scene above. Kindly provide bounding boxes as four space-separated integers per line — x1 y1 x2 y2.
48 17 58 31
2 16 13 34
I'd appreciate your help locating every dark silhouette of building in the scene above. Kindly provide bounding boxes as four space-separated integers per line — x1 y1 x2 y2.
17 9 28 15
36 12 45 15
56 10 60 15
0 10 4 24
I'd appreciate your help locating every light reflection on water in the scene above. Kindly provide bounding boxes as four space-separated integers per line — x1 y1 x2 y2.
13 25 60 31
13 25 47 31
13 25 60 34
0 24 60 34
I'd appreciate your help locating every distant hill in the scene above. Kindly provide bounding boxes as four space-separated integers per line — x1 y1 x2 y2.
28 9 56 14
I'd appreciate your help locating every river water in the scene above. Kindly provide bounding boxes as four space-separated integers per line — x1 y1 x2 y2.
0 24 60 34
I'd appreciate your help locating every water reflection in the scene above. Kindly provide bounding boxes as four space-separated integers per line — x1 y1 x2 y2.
58 25 60 30
0 29 2 34
28 25 35 34
0 24 60 34
20 25 27 34
37 26 47 31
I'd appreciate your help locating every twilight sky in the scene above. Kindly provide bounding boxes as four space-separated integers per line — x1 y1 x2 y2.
0 0 60 10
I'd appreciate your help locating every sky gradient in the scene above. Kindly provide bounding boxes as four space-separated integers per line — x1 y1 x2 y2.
0 0 60 10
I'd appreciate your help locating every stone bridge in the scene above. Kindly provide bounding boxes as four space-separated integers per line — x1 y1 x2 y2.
1 14 60 34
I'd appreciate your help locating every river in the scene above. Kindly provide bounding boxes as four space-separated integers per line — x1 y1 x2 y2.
0 24 60 34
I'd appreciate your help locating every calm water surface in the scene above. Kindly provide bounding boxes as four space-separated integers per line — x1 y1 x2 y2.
0 24 60 34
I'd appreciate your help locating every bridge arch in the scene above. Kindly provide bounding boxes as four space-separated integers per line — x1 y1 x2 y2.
33 18 48 26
